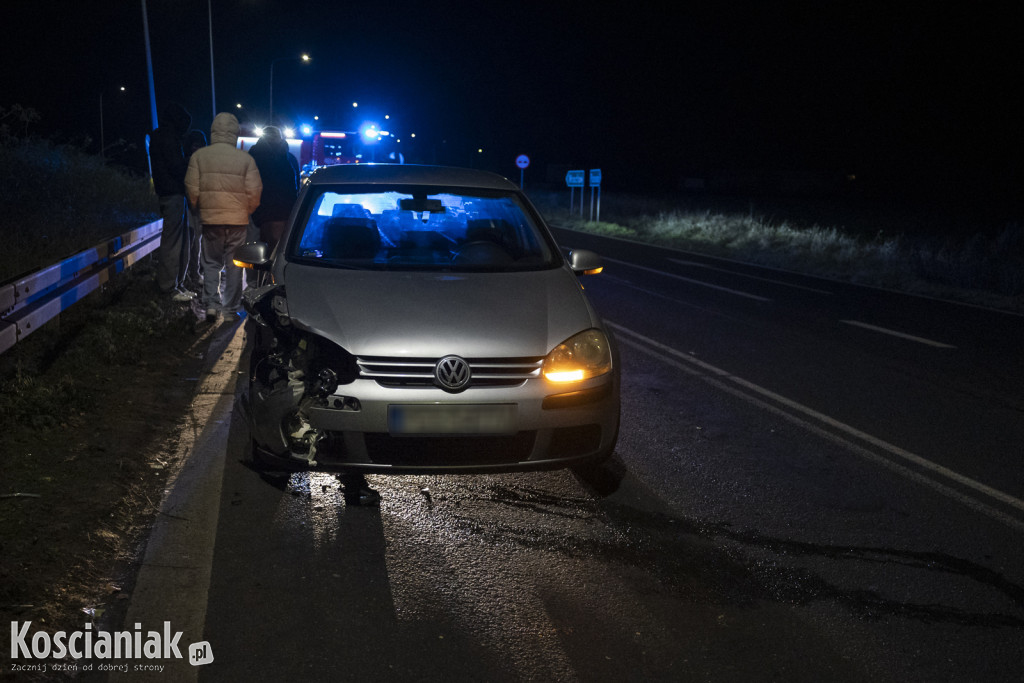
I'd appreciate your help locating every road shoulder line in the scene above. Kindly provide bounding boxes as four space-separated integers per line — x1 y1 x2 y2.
110 321 247 681
667 257 834 295
602 256 772 302
609 321 1024 532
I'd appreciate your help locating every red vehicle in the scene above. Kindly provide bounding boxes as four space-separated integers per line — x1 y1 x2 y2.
312 126 403 167
236 133 310 167
312 131 359 167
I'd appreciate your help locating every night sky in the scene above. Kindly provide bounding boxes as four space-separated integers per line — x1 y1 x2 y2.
3 1 1021 209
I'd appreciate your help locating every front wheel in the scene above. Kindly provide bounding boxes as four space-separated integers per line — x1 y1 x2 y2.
569 416 619 477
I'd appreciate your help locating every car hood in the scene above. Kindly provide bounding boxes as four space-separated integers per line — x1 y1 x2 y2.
281 264 600 358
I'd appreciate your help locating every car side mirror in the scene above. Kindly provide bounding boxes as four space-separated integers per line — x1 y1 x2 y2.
233 242 271 270
568 249 604 276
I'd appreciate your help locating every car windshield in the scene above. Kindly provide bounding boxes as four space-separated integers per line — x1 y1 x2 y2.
287 185 560 272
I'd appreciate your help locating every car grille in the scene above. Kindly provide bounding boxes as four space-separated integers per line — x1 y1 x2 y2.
357 356 543 388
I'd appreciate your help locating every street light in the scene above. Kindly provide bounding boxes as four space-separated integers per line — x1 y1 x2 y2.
207 0 216 119
269 53 311 123
100 86 126 157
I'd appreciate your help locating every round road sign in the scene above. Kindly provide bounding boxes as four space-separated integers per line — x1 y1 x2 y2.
515 154 530 169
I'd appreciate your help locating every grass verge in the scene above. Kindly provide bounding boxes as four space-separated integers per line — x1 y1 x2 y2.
0 264 209 677
530 191 1024 311
0 137 157 283
0 132 209 678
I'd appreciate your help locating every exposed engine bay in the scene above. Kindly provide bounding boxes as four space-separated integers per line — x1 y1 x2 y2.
242 283 358 466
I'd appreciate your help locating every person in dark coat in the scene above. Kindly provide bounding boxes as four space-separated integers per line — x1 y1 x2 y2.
149 103 195 301
248 126 299 254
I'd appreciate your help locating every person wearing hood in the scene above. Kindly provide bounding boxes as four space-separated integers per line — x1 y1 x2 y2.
185 112 262 322
248 125 299 255
150 102 195 302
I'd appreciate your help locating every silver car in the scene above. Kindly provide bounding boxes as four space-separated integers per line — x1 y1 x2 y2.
235 164 619 473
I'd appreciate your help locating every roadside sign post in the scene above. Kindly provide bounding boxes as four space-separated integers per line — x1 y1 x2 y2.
515 154 530 189
565 169 584 216
589 169 602 222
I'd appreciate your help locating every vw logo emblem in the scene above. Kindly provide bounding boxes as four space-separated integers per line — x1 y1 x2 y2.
435 355 471 392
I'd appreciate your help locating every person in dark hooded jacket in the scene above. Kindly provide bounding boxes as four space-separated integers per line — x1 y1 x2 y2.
150 102 195 301
248 125 299 254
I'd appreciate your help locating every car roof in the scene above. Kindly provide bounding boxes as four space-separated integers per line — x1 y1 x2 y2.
306 164 521 191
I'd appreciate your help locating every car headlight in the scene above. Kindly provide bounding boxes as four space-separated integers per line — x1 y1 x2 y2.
543 329 612 383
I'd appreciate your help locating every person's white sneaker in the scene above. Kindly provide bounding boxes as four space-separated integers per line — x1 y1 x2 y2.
170 287 195 302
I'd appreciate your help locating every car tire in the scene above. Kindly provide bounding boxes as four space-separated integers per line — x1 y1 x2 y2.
594 413 620 464
569 416 620 485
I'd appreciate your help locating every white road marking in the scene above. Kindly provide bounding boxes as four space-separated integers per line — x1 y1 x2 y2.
602 257 772 302
609 321 1024 532
840 320 957 349
668 258 834 295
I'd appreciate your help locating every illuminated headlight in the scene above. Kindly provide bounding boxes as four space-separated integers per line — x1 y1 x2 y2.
543 329 612 383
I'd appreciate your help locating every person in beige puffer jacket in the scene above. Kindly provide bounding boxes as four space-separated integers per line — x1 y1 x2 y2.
185 112 262 320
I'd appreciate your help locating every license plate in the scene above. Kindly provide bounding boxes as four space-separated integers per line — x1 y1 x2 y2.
389 404 517 435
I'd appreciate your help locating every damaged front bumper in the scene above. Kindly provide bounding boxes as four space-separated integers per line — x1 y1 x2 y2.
242 375 618 474
239 283 619 475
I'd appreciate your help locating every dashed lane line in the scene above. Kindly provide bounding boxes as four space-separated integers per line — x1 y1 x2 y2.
840 319 958 349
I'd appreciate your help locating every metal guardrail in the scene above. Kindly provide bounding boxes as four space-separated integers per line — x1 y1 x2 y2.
0 219 163 355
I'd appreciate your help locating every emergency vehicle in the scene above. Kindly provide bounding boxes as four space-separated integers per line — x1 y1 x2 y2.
238 124 403 177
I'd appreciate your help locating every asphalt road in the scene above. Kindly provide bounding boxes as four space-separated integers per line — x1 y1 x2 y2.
109 230 1024 682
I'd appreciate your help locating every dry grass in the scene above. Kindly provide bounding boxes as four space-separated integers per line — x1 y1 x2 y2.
530 190 1023 311
0 263 203 672
0 131 196 669
0 137 157 282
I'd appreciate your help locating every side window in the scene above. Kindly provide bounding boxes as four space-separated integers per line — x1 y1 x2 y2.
296 194 332 255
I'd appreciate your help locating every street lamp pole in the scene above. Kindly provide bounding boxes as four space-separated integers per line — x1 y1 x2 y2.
269 53 310 124
140 0 158 131
208 0 216 119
